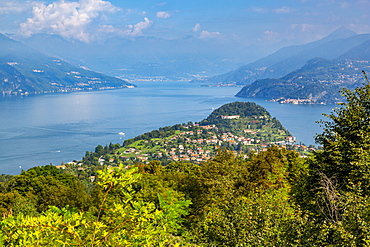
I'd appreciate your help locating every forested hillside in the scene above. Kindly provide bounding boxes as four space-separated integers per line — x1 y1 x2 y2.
1 76 370 245
236 58 369 104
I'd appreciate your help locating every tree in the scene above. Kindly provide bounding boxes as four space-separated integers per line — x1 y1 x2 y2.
0 165 192 246
314 70 370 193
3 165 92 212
190 148 304 246
94 145 103 154
291 71 370 245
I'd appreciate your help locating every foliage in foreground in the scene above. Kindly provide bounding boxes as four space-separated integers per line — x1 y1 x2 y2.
0 165 191 246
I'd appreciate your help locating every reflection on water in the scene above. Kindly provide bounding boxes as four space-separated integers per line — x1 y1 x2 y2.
0 82 334 174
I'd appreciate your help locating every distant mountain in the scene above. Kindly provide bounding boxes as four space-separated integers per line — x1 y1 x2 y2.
21 34 267 81
336 39 370 61
194 27 370 86
235 56 369 104
0 34 134 95
318 26 357 41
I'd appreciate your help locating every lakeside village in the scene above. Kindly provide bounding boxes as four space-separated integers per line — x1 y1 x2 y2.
56 114 317 177
117 125 309 164
269 97 327 104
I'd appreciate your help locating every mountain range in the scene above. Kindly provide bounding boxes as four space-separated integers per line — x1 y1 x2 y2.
0 34 134 95
2 26 369 101
181 26 370 104
193 27 370 86
20 34 266 81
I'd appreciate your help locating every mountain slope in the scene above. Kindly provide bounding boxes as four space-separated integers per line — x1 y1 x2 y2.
195 27 370 86
336 39 370 61
0 34 134 95
235 57 369 104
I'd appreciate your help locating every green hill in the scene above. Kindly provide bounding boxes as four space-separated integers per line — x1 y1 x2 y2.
200 102 287 134
81 102 298 167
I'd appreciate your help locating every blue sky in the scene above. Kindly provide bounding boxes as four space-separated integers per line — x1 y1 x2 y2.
1 0 370 46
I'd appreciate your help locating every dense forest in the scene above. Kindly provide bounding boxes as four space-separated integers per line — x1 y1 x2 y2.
1 73 370 246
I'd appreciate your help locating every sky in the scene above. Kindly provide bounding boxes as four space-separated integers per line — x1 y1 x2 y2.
1 0 370 47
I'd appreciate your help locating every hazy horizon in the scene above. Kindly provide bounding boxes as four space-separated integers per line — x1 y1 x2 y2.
1 0 370 51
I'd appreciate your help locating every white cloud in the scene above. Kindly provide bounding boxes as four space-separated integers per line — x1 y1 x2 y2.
290 23 316 33
263 30 279 39
251 7 266 13
257 30 281 44
125 8 135 15
251 6 293 14
199 30 220 39
97 24 123 35
96 18 153 38
156 11 171 19
0 1 37 14
193 23 201 32
273 6 294 14
192 23 220 39
125 17 153 37
19 0 119 42
0 4 23 14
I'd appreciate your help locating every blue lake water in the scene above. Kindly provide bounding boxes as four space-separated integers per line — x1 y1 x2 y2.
0 81 335 174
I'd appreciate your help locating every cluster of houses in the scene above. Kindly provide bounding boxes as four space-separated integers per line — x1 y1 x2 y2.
117 122 309 163
274 98 319 104
54 120 316 178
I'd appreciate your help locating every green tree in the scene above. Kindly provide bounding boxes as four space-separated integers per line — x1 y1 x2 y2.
94 144 103 154
0 165 192 246
190 148 304 246
292 71 370 245
314 71 370 193
2 165 92 213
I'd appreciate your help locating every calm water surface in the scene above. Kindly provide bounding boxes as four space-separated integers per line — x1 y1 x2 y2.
0 82 335 174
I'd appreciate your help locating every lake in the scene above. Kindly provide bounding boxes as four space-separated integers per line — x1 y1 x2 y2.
0 81 335 175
